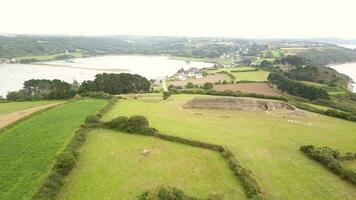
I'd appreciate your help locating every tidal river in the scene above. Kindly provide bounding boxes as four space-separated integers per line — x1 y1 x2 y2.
0 55 212 97
330 62 356 92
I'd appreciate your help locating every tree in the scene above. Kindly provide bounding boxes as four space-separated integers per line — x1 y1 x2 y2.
203 82 214 90
163 91 171 100
186 82 194 89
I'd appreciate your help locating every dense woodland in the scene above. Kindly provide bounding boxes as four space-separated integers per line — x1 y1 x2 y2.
6 73 150 101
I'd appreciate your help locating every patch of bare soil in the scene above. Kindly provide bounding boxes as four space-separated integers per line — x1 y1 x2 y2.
183 97 297 112
0 103 61 129
171 74 230 87
213 83 280 96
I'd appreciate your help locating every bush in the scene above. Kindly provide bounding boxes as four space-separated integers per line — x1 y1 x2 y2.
137 186 198 200
203 82 214 90
163 91 171 100
186 82 194 89
84 115 102 128
81 91 112 99
53 152 75 176
104 116 129 130
300 145 356 185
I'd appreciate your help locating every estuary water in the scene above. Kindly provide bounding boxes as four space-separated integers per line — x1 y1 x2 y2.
0 55 212 97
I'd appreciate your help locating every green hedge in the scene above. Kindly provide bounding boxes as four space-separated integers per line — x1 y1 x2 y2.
104 116 264 199
138 186 198 200
32 97 119 200
300 145 356 186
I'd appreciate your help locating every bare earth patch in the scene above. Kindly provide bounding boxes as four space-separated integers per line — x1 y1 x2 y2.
183 97 296 112
171 74 230 87
213 83 280 96
0 103 61 129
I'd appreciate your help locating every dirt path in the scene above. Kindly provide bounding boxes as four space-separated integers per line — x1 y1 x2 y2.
0 103 62 129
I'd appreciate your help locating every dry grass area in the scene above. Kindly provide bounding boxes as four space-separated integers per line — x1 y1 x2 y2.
171 74 230 87
213 83 280 96
0 103 62 129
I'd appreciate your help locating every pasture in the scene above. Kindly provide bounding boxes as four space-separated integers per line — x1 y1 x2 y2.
58 129 243 200
0 99 106 200
205 66 269 82
103 94 356 200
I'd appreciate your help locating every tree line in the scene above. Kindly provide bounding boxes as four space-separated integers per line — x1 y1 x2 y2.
6 73 150 101
268 73 329 100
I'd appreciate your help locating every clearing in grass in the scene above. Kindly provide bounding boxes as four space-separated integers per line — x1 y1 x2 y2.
58 129 244 200
103 94 356 200
0 99 106 200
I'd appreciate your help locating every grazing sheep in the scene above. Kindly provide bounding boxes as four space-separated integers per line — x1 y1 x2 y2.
143 149 149 156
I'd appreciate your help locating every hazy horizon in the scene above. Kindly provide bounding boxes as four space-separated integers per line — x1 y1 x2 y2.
1 0 356 39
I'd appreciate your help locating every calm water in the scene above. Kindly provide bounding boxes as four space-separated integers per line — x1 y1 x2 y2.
330 62 356 92
0 55 212 97
339 44 356 50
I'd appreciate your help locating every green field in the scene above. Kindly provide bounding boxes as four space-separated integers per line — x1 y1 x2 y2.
58 129 243 199
103 94 356 200
0 100 64 115
15 51 84 62
0 99 106 200
205 66 269 82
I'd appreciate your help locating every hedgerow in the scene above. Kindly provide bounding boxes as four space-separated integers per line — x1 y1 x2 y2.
104 116 264 199
138 186 199 200
300 145 356 186
32 96 119 200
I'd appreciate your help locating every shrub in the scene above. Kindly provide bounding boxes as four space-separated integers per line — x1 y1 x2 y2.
84 115 102 128
104 116 129 130
300 145 356 185
163 91 171 100
126 115 149 132
186 82 194 89
53 152 75 176
81 91 112 99
74 94 82 100
137 186 198 200
203 82 214 90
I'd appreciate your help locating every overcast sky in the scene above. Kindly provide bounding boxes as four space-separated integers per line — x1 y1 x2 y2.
0 0 355 39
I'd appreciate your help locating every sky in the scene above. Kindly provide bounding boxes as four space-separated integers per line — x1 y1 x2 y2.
0 0 355 39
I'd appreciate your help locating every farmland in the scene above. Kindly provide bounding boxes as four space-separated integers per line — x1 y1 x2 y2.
213 83 280 96
0 99 106 200
103 94 356 200
205 67 269 82
0 100 63 115
58 129 244 199
171 74 231 86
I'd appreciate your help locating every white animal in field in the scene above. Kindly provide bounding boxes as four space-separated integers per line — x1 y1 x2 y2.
143 149 149 156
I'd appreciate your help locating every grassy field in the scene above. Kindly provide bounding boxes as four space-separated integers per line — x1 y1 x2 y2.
0 100 64 115
205 66 269 82
103 94 356 200
0 99 106 200
58 129 244 199
15 51 84 62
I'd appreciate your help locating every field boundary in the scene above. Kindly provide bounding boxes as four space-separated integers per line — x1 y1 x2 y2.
0 102 68 135
102 116 265 200
31 97 119 200
300 145 356 186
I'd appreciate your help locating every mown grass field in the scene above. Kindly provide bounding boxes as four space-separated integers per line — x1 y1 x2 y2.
58 129 244 199
103 94 356 200
0 100 64 115
0 99 106 200
205 66 269 82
